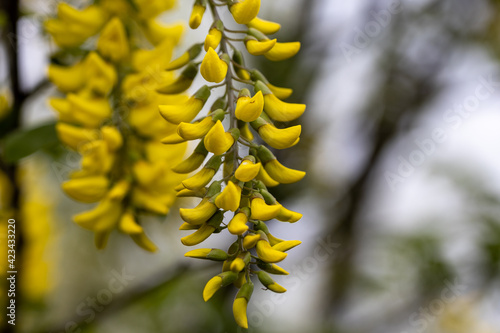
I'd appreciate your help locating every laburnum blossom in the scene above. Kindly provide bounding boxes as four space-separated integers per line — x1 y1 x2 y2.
46 0 186 250
161 0 306 328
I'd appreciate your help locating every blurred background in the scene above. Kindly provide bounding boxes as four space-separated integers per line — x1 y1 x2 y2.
1 0 500 332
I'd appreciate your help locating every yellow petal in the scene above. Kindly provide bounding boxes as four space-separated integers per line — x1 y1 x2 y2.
245 39 276 56
235 160 261 182
181 224 216 246
159 97 204 125
214 182 241 212
272 240 301 252
189 4 206 29
230 258 245 272
97 17 129 62
131 187 170 215
142 20 184 46
233 298 249 329
84 52 117 95
56 123 99 151
73 199 122 232
204 121 235 155
248 17 281 35
264 159 305 184
256 240 287 263
179 199 217 225
181 168 216 190
184 248 212 258
231 0 261 24
62 176 109 203
101 126 123 151
200 48 228 83
258 124 301 149
263 93 305 122
130 232 158 252
267 83 293 100
268 283 287 293
265 42 301 61
204 28 222 51
250 198 282 220
228 212 249 235
177 117 215 140
239 122 254 141
276 206 303 223
67 94 112 128
256 165 279 187
119 211 143 234
172 153 206 174
235 91 264 122
47 62 85 92
243 233 260 249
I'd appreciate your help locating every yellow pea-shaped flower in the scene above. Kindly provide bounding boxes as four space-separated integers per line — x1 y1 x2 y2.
235 160 261 182
204 120 235 155
62 176 109 203
250 197 282 221
214 182 241 212
245 38 276 56
230 0 261 24
248 17 281 35
265 42 301 61
257 124 301 149
264 159 306 184
235 90 264 122
228 212 249 235
200 48 228 83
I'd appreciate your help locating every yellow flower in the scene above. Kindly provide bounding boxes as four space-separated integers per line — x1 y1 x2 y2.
181 212 222 246
131 187 170 215
73 198 123 247
235 90 264 122
235 159 261 182
172 142 208 174
265 159 306 184
263 93 305 122
233 282 254 329
267 83 293 100
230 258 246 272
256 123 301 149
204 120 235 155
101 126 123 151
228 211 249 235
256 238 287 263
107 180 131 200
97 17 129 62
256 163 279 187
265 42 301 61
47 62 85 93
245 38 276 56
55 123 99 151
276 205 303 223
159 85 210 124
250 197 282 221
181 160 218 189
130 231 158 252
62 176 109 203
80 140 114 175
272 240 301 252
214 182 241 212
230 0 261 24
84 52 117 95
142 20 184 46
189 3 206 29
134 0 176 20
248 17 281 35
239 122 254 141
66 94 112 128
204 27 222 51
119 211 143 234
165 44 203 71
200 48 228 83
185 248 228 261
203 271 238 301
177 117 215 140
179 199 218 225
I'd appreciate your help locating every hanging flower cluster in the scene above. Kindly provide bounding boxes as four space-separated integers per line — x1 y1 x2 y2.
46 0 188 250
159 0 305 328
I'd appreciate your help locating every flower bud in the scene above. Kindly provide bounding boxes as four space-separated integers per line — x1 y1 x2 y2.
165 43 203 71
181 211 223 246
248 17 281 35
203 271 238 301
257 261 289 275
189 1 206 29
257 271 286 293
159 85 210 124
184 248 228 261
179 198 218 225
62 176 109 203
157 62 198 94
233 281 254 329
172 140 208 174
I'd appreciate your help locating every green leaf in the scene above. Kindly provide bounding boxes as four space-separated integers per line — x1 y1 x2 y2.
3 122 59 163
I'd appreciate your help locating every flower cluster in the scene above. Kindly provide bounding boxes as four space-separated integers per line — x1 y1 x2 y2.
160 0 306 328
46 0 188 250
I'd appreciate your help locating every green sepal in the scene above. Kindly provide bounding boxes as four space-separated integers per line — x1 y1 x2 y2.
236 281 254 302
